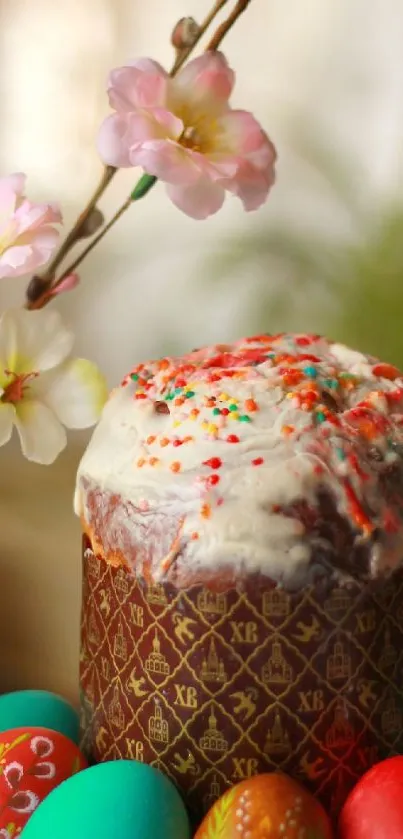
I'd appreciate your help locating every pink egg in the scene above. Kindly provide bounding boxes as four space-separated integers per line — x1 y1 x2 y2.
0 726 87 833
339 756 403 839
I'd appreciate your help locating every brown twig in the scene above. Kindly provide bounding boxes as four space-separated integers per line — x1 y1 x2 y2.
29 197 133 310
26 0 252 311
206 0 252 51
40 165 116 283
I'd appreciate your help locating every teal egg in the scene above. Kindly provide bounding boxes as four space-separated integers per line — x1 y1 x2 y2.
21 760 191 839
0 691 79 744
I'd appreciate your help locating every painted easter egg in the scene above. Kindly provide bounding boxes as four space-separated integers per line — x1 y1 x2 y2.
0 691 79 743
21 760 191 839
339 756 403 839
0 726 87 833
195 773 333 839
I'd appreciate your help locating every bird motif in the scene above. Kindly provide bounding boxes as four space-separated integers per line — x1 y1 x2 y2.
292 616 321 644
171 751 200 776
230 688 258 721
172 613 197 645
126 668 148 698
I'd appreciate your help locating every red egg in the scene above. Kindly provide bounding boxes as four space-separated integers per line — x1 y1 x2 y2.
0 726 87 833
339 756 403 839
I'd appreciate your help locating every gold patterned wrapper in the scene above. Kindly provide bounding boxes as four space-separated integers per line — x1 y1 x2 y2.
80 534 403 825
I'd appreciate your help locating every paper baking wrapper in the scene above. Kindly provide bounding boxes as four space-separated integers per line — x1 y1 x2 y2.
80 534 403 825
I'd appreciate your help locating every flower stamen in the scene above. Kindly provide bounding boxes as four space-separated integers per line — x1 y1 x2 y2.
1 370 38 404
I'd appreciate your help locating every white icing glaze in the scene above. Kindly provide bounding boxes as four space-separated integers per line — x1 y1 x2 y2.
75 333 403 586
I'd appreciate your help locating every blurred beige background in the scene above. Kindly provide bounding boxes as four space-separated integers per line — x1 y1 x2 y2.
1 0 403 705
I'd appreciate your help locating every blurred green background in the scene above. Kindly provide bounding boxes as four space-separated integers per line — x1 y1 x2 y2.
210 126 403 365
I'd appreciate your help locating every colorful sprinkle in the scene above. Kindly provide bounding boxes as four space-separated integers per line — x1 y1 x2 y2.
122 332 403 574
203 457 222 469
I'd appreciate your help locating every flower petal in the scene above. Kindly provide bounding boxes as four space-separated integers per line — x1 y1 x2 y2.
174 52 234 108
132 140 201 185
14 400 66 464
216 110 277 169
41 358 108 429
108 60 168 111
49 272 80 298
4 309 75 374
0 245 38 279
0 404 15 446
14 199 62 235
0 228 60 280
97 114 134 167
0 309 19 374
127 109 183 146
98 109 182 169
225 159 275 210
0 173 26 221
166 178 225 219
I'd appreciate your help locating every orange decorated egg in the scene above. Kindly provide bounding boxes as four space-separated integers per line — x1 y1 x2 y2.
0 726 87 833
194 773 333 839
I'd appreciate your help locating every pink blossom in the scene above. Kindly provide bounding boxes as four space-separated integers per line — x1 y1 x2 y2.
98 52 276 219
49 272 80 298
0 173 62 279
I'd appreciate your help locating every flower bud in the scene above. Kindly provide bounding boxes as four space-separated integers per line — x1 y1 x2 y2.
26 275 49 304
171 17 200 50
50 273 80 298
78 207 104 239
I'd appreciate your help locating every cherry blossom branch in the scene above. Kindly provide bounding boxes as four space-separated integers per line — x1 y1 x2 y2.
206 0 253 51
28 175 157 309
170 0 230 74
26 1 231 310
25 164 116 306
26 0 254 311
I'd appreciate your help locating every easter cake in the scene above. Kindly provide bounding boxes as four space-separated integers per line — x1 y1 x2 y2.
76 333 403 822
